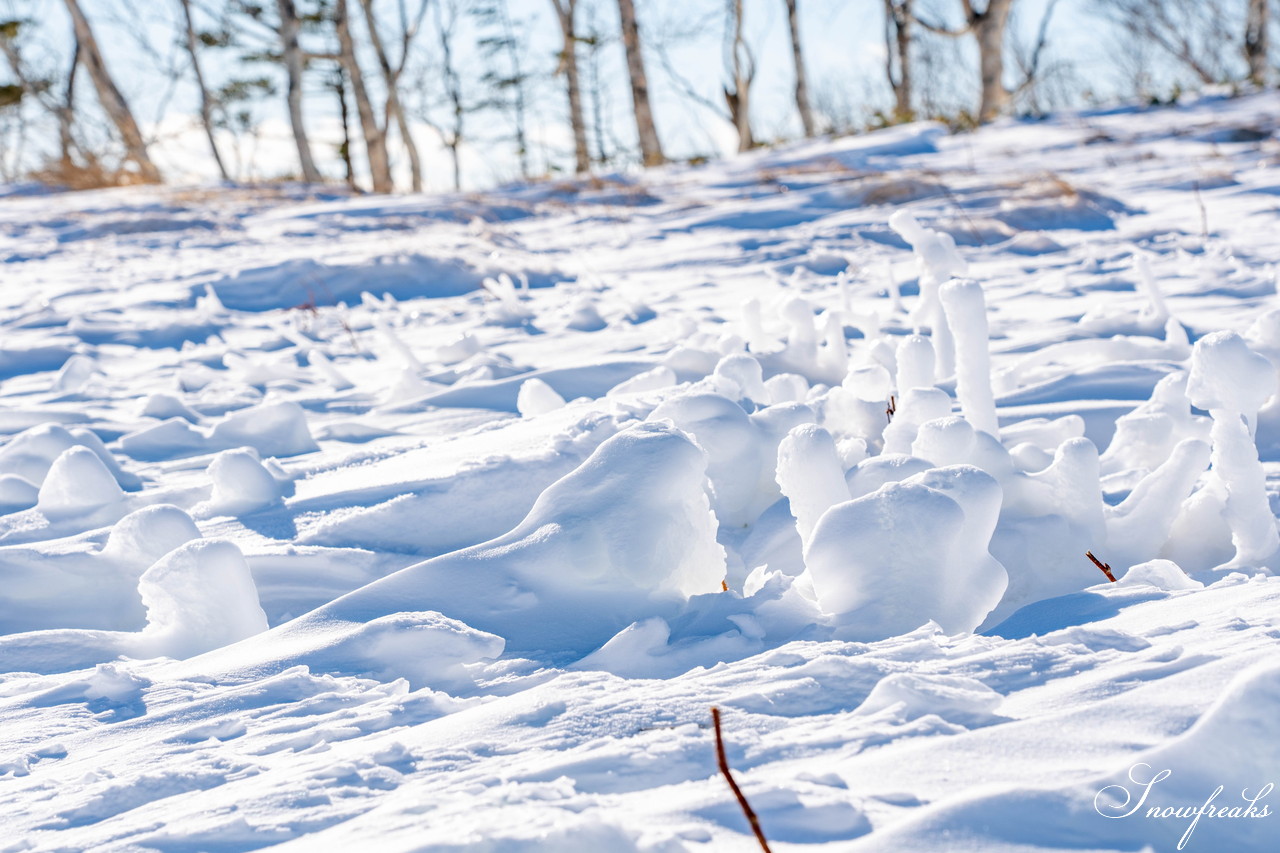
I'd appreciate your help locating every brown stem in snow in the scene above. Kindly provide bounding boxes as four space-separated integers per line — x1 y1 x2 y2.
1086 550 1117 583
711 707 772 853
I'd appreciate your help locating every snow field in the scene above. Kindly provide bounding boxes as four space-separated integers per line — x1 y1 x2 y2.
1 93 1280 850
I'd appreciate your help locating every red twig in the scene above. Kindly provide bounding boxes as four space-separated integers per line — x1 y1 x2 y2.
886 395 897 423
711 707 773 853
1086 550 1117 583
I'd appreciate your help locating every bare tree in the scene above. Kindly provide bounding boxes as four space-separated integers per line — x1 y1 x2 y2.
883 0 913 122
783 0 815 137
358 0 428 192
616 0 664 166
335 0 393 192
1 18 82 169
329 64 357 187
58 41 80 168
61 0 161 181
178 0 229 180
550 0 590 174
1008 0 1067 114
1245 0 1268 85
428 0 467 190
723 0 754 151
274 0 324 182
914 0 1016 123
475 0 535 179
581 2 617 166
1099 0 1239 87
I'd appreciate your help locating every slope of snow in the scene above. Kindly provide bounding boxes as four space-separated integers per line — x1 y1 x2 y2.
2 93 1280 851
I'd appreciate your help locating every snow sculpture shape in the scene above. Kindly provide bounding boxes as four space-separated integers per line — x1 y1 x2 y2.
889 210 967 381
36 447 125 520
1187 330 1280 568
940 278 999 436
806 464 1007 639
137 540 269 659
776 424 850 546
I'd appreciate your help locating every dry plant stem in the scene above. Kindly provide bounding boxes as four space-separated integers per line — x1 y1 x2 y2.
1193 179 1208 238
1086 550 1118 583
711 707 773 853
886 395 897 423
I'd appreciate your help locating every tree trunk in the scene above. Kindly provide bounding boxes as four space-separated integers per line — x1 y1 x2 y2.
973 0 1013 123
61 0 161 182
725 0 754 152
884 0 913 121
58 40 80 167
436 0 464 190
275 0 323 183
498 2 531 179
784 0 815 137
178 0 229 181
1246 0 1269 86
336 0 392 193
615 0 664 166
332 66 357 188
357 0 423 191
552 0 590 173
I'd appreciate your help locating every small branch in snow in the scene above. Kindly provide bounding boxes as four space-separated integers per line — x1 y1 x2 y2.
711 707 773 853
1192 179 1209 239
1086 550 1118 583
886 395 897 423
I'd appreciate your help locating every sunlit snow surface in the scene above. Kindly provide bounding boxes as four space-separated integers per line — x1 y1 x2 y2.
4 94 1280 851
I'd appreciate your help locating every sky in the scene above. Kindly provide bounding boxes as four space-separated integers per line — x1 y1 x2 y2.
0 0 1243 191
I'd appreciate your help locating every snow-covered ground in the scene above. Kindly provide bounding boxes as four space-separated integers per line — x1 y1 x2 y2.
3 93 1280 852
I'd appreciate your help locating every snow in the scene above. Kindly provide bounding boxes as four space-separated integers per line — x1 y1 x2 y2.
200 448 290 516
939 278 999 435
775 423 849 545
1188 331 1280 568
135 539 270 659
806 465 1007 639
515 376 566 417
3 93 1280 850
35 446 126 520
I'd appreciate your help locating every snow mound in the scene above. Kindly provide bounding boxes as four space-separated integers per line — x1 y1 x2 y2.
806 465 1006 639
776 424 850 546
516 377 567 417
209 400 318 458
137 540 269 659
0 423 137 490
210 422 727 679
139 392 201 423
36 446 125 520
649 393 808 527
292 611 505 690
201 448 287 516
854 672 1004 726
1188 331 1279 569
101 505 202 567
1187 329 1275 417
1117 558 1203 590
119 400 319 461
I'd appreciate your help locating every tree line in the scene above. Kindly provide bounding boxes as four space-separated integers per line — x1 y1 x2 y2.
0 0 1274 192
